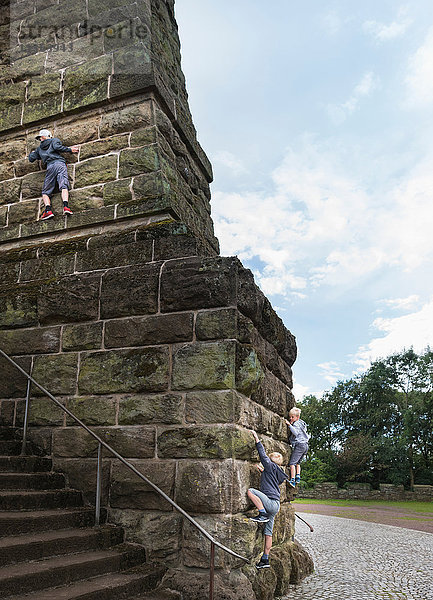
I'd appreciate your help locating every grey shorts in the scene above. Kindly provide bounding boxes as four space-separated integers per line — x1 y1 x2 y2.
289 443 308 466
248 488 280 536
42 161 70 197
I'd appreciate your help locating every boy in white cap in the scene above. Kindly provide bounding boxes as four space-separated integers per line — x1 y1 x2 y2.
29 129 79 220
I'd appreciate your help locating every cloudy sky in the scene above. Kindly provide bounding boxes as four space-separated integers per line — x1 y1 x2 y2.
175 0 433 399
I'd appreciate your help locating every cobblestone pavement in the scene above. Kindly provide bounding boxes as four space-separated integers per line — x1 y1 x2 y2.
284 512 433 600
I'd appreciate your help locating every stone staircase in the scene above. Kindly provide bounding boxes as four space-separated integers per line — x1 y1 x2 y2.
0 427 174 600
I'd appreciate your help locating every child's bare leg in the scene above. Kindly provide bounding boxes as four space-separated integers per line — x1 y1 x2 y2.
264 535 272 555
42 194 51 207
61 188 69 203
247 489 265 511
290 465 296 479
296 465 301 476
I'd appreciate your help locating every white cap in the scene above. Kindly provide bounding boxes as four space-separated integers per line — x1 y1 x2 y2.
35 129 52 140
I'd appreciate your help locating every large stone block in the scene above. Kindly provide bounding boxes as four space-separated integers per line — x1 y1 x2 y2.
63 55 111 111
0 291 38 329
20 170 47 200
0 138 27 163
32 353 79 396
53 425 155 458
0 163 15 181
99 101 153 137
119 145 159 178
185 390 242 425
0 355 32 399
172 341 236 391
67 396 117 426
118 393 183 425
76 239 152 272
54 458 111 505
110 459 176 510
161 569 255 600
195 308 238 341
78 347 170 394
105 313 193 348
236 345 265 397
79 134 129 161
102 178 132 204
74 155 118 188
38 273 101 325
100 263 160 319
160 257 237 312
56 116 101 146
28 397 65 426
20 253 76 283
0 179 21 204
8 200 39 224
175 459 250 513
62 322 103 351
158 425 251 460
0 326 60 355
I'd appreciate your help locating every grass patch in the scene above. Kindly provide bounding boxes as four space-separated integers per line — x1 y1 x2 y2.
293 498 433 513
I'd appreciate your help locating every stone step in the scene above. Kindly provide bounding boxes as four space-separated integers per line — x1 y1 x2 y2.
2 565 167 600
0 455 52 472
0 507 98 536
0 545 147 597
0 525 124 568
0 488 83 510
0 472 66 490
0 441 22 455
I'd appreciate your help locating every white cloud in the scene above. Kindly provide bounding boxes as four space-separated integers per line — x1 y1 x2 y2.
292 381 310 402
353 298 433 370
327 72 379 124
363 9 412 41
318 361 345 385
213 151 248 175
405 26 433 107
379 295 420 311
322 11 343 35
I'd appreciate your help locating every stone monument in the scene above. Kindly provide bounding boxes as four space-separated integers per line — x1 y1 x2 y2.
0 1 313 598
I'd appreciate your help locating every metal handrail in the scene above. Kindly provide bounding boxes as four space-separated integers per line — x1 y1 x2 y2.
0 348 249 599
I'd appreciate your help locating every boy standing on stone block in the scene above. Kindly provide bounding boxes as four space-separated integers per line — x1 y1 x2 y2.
248 430 289 569
285 407 310 488
28 129 79 221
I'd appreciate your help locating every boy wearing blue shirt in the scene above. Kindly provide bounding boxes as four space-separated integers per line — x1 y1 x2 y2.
248 430 289 569
285 407 310 488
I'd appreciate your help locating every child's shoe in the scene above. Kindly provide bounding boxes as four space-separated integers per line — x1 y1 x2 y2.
250 513 270 523
256 558 270 569
289 478 296 488
63 206 73 215
295 475 301 484
41 208 54 220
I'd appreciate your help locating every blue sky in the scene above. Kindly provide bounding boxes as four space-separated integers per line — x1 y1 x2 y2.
175 1 433 398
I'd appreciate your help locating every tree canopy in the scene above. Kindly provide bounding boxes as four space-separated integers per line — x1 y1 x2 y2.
298 348 433 489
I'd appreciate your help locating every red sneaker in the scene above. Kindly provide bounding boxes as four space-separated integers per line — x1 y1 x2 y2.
63 206 73 215
41 208 54 220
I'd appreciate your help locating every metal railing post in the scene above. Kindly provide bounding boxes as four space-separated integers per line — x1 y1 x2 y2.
21 377 32 455
95 442 103 526
209 541 215 600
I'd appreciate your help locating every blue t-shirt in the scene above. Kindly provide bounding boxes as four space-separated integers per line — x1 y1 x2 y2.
256 441 289 501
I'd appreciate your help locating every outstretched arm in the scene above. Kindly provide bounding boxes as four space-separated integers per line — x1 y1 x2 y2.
285 418 298 436
252 430 272 471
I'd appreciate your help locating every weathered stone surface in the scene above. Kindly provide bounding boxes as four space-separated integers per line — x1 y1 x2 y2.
45 34 104 71
118 393 183 425
13 158 40 178
0 400 16 426
74 155 118 188
0 261 20 286
0 326 60 355
100 263 160 319
132 171 165 199
0 206 6 227
67 186 104 212
160 257 237 312
54 458 111 504
196 308 238 341
130 125 157 148
0 162 15 181
38 273 101 325
80 134 129 161
100 102 153 137
76 240 152 272
105 313 193 348
63 55 111 111
236 345 265 396
28 397 65 426
0 355 32 399
56 117 101 146
62 322 103 351
0 179 21 204
161 570 255 600
110 509 182 562
53 426 155 458
102 178 132 204
185 390 242 425
119 145 159 178
110 459 176 510
8 200 38 224
32 353 79 396
20 170 46 200
20 253 76 282
67 396 117 426
158 425 251 460
26 73 61 99
0 138 27 163
78 347 170 394
0 292 38 329
175 459 250 513
251 370 291 417
172 341 236 391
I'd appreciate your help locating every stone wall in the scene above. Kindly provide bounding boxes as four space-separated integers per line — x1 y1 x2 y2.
0 0 313 598
298 482 433 502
